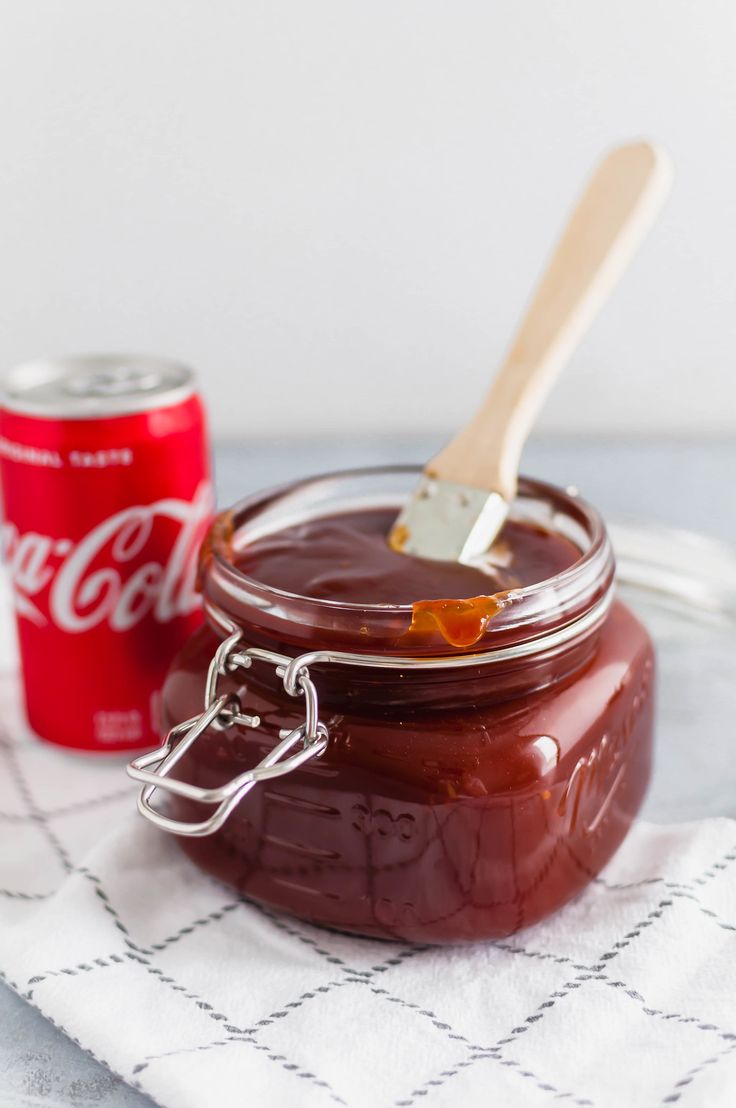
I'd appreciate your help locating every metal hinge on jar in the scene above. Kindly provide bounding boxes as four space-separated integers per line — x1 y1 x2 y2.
129 587 615 837
127 629 329 837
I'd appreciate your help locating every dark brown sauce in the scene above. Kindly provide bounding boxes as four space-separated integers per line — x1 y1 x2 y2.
165 502 655 942
235 508 579 647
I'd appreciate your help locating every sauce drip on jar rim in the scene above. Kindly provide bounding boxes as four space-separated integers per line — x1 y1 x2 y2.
234 507 580 647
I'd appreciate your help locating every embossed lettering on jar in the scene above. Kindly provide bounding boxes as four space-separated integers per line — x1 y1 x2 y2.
156 467 655 944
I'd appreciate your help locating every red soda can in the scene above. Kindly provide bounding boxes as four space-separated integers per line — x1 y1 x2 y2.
0 354 213 752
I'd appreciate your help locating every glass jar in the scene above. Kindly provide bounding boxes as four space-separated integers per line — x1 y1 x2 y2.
129 466 655 943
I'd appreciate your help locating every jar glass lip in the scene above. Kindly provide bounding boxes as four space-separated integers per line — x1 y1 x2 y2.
206 465 613 619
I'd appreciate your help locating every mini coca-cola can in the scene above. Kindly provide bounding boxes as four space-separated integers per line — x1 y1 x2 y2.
0 354 213 752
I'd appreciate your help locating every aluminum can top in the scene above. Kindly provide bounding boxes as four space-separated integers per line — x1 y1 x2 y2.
0 353 196 420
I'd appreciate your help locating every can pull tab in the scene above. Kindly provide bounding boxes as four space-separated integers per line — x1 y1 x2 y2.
126 631 329 837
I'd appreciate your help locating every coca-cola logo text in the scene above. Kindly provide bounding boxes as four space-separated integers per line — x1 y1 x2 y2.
1 480 213 632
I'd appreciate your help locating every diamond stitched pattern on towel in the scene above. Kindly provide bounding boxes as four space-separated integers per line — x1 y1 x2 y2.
1 666 736 1108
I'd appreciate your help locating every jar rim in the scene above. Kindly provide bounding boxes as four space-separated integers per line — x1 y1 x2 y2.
208 466 608 608
202 466 616 657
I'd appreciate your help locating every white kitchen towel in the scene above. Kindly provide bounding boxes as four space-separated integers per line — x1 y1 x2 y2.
1 660 735 1108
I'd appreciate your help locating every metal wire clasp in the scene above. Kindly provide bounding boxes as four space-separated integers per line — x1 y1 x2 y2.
126 631 330 838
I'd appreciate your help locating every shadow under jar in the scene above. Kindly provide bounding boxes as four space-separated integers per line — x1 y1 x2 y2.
134 466 655 944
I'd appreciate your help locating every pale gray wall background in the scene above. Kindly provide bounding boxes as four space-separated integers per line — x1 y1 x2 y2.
0 1 734 438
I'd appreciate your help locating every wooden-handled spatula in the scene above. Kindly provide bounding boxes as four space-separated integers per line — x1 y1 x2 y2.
389 141 673 565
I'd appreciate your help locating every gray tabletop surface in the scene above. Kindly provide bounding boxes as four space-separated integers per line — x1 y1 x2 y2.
1 434 734 1107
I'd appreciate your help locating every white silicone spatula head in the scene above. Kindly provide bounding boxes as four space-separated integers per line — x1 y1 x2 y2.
389 141 674 564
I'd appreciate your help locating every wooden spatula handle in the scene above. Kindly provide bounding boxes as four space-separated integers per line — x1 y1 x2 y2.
429 141 673 500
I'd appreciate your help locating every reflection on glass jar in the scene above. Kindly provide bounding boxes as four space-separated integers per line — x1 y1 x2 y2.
148 467 655 944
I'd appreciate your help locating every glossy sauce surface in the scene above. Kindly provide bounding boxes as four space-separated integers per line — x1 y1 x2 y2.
235 508 580 647
236 507 579 603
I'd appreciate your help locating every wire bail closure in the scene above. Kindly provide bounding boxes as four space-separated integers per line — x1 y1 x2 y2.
127 630 330 838
128 585 614 838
